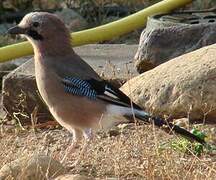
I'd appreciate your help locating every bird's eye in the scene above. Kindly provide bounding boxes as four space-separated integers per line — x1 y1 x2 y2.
33 22 40 27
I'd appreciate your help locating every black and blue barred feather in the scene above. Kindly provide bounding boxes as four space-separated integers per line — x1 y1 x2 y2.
62 77 142 109
62 77 97 100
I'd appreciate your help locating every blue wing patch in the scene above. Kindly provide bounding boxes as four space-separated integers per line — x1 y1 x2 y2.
62 77 97 100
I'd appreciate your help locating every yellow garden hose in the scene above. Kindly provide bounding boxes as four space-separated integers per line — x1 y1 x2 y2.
0 0 192 62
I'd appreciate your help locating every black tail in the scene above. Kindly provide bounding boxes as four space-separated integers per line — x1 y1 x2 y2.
102 80 206 145
130 114 206 145
152 117 206 145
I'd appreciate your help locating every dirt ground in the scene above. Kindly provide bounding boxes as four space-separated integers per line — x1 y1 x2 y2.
0 122 216 179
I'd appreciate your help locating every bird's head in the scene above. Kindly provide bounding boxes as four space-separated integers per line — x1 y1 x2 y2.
8 12 72 56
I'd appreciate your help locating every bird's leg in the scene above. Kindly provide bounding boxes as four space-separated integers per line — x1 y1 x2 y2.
72 128 93 167
80 128 93 156
61 128 83 163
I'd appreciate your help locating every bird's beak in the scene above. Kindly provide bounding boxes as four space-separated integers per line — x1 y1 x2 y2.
7 26 27 35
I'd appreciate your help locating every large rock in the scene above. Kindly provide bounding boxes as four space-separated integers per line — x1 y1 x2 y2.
0 56 31 87
55 8 88 31
2 60 51 124
0 154 66 180
0 23 15 35
135 22 216 73
55 174 118 180
121 44 216 123
2 44 138 124
0 56 31 88
55 174 94 180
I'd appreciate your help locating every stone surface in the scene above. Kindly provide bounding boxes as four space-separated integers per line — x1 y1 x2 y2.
2 44 138 124
55 8 88 31
173 118 189 128
0 23 14 35
55 174 94 180
0 57 30 101
0 154 66 180
55 174 118 180
135 23 216 73
0 56 30 81
121 44 216 123
2 60 51 124
0 62 18 80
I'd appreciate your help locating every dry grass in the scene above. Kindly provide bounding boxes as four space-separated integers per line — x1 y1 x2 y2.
0 123 215 179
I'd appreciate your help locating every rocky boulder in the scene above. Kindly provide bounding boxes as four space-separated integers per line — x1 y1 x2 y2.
121 44 216 123
55 174 94 180
2 59 52 125
0 154 66 180
0 23 15 35
55 8 88 31
135 22 216 73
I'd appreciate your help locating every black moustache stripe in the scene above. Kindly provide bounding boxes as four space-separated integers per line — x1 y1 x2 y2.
27 30 43 40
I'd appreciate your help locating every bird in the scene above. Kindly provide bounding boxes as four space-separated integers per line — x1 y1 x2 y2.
7 12 206 162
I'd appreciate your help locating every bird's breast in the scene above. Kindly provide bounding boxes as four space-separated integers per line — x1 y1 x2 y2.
34 59 64 106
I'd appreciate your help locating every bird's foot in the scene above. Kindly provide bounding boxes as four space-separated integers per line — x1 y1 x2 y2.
67 159 81 169
61 142 79 163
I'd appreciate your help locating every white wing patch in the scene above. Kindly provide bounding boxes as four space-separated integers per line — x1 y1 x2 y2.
106 104 149 117
104 85 118 98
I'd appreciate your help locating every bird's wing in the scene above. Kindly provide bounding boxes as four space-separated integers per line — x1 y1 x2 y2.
61 77 207 145
62 77 142 110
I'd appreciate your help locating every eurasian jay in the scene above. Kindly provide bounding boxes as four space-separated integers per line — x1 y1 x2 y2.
7 12 205 161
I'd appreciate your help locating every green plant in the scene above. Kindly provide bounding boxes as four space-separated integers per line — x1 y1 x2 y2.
171 138 204 156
